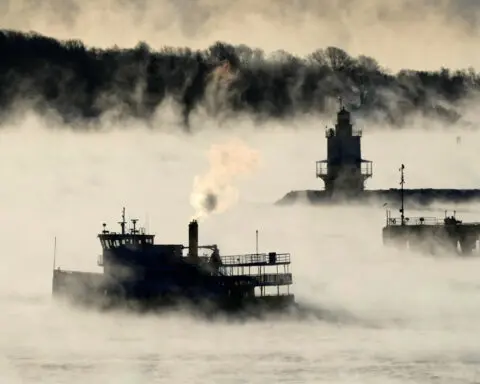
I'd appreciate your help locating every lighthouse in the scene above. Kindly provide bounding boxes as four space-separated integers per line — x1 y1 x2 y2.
315 99 373 196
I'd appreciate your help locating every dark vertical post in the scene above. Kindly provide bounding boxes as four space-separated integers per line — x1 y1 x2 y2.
118 207 126 235
399 164 405 225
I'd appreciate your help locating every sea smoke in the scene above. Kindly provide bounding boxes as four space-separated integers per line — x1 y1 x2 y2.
0 29 479 129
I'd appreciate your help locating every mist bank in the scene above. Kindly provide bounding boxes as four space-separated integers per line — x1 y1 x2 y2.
1 29 480 130
276 189 480 207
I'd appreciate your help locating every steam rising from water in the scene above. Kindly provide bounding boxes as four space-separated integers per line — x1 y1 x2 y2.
2 111 480 382
3 0 480 71
3 1 480 381
1 25 480 128
190 138 260 220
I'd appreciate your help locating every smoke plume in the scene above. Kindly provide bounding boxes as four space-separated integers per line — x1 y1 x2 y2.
1 28 480 130
190 138 260 220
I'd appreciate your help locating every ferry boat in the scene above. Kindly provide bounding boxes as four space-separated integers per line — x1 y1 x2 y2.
52 208 295 314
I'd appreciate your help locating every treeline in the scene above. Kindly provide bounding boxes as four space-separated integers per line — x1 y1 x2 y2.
0 29 479 129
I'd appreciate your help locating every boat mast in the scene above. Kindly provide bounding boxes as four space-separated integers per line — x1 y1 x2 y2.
118 207 126 235
399 164 405 225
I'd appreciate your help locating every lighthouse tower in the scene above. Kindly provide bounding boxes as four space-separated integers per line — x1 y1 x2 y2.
315 99 373 196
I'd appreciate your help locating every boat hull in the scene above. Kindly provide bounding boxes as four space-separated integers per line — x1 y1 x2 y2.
52 269 296 317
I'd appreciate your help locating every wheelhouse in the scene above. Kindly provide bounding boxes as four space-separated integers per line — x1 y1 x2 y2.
97 208 154 250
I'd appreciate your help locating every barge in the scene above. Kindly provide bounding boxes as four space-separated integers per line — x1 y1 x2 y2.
382 165 480 255
52 208 295 315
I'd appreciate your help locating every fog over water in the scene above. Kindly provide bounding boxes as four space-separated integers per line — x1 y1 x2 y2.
2 0 480 382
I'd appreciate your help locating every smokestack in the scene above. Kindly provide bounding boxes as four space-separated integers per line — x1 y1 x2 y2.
188 220 198 259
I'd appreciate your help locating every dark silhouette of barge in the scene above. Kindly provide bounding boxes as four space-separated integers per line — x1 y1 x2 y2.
382 165 480 255
52 208 295 315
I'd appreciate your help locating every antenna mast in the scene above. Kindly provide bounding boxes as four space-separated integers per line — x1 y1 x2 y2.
131 219 138 234
399 164 405 225
256 230 259 256
118 207 126 235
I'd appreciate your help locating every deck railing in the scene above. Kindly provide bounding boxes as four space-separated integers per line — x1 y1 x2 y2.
220 252 290 266
387 217 444 226
219 272 293 286
253 273 293 286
